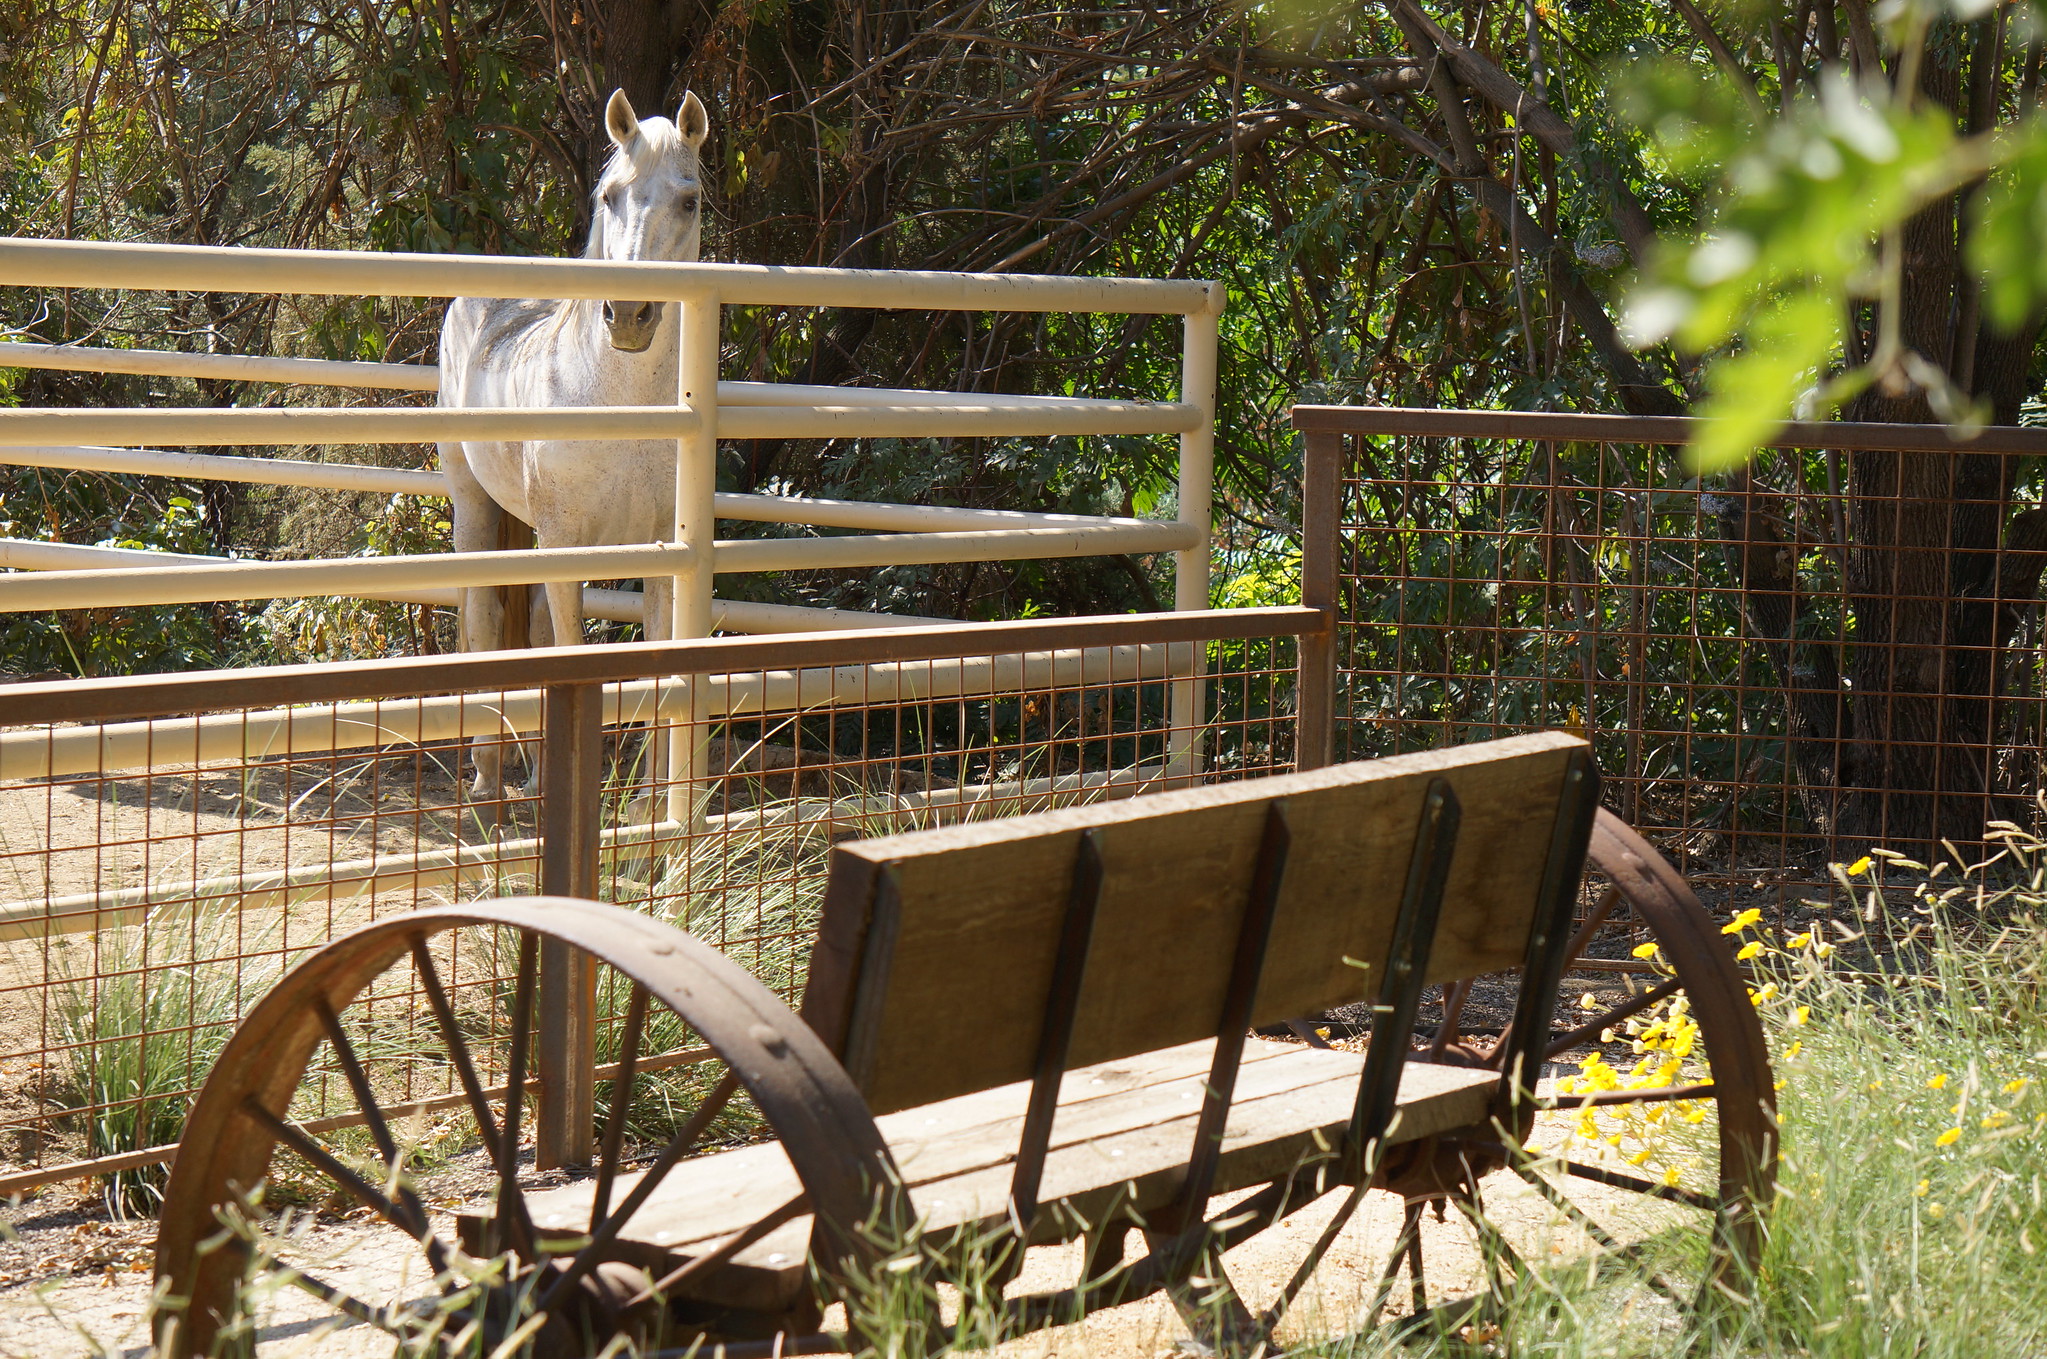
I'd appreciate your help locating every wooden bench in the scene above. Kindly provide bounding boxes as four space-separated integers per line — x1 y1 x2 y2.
158 730 1775 1357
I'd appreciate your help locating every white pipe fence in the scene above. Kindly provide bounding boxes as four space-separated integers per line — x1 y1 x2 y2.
0 237 1219 311
0 443 1187 536
0 538 950 631
0 234 1222 789
0 523 1192 611
0 543 692 610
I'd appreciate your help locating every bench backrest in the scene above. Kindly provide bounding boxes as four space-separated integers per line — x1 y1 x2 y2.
801 731 1593 1115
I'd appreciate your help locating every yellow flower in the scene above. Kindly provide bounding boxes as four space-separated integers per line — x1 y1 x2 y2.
1915 1179 1930 1197
1813 941 1836 959
2005 1078 2030 1096
1722 908 1763 936
1737 941 1763 960
1579 992 1601 1010
1983 1111 2014 1130
1786 931 1813 949
1927 1203 1946 1219
1663 1165 1681 1187
1936 1126 1963 1147
1846 855 1873 876
1793 1005 1811 1026
1784 1041 1803 1059
1928 1073 1948 1090
1631 941 1661 959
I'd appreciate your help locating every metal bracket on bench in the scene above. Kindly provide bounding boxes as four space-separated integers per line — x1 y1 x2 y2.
1006 827 1108 1238
1346 776 1462 1185
1155 797 1294 1236
1496 748 1602 1117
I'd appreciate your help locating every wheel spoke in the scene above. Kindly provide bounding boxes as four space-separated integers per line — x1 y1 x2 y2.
1405 1210 1428 1317
410 933 537 1260
1361 1199 1424 1328
1261 1178 1367 1333
498 932 540 1252
534 1068 742 1318
1545 974 1685 1060
629 1190 808 1305
1449 1187 1524 1297
1558 1158 1720 1212
242 1096 435 1248
276 1263 426 1336
1426 979 1470 1060
1562 883 1624 969
591 981 650 1232
1535 1081 1714 1110
1506 1155 1687 1308
312 997 451 1278
411 936 503 1151
222 1184 429 1339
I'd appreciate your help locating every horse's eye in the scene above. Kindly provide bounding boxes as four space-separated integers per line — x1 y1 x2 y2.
603 187 621 210
680 194 699 214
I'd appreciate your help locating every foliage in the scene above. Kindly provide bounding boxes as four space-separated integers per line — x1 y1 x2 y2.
1278 842 2044 1358
0 465 250 675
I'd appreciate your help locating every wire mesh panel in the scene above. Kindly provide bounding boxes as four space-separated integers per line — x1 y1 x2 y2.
0 610 1306 1194
1298 408 2047 914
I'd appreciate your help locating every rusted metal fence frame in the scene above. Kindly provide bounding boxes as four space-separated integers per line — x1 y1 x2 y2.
1 605 1317 1187
1294 405 2047 904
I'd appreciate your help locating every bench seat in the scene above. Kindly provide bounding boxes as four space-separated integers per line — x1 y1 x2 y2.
509 1040 1497 1308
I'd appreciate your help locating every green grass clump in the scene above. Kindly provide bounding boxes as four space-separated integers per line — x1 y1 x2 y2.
50 911 285 1216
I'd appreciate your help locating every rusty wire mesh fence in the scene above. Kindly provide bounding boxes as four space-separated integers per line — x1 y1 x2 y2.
0 609 1308 1195
1298 408 2047 917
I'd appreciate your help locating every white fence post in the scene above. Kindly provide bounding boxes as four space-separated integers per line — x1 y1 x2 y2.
1170 287 1222 783
671 294 721 834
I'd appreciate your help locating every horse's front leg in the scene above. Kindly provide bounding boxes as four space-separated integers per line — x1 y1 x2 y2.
622 575 681 834
444 444 511 798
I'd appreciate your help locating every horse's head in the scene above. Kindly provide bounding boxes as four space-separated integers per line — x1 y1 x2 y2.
591 88 709 354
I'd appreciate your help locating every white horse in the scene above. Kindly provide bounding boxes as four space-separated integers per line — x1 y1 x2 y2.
438 88 709 791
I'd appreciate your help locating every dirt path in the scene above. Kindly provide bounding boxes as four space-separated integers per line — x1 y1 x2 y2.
0 1120 1683 1359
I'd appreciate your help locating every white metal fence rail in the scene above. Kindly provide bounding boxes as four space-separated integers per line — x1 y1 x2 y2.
0 237 1221 815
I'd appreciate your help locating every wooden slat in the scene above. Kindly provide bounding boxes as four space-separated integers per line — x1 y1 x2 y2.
513 1038 1496 1304
803 732 1584 1114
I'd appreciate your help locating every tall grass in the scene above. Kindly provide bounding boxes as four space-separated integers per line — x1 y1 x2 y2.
1314 834 2047 1358
49 910 285 1215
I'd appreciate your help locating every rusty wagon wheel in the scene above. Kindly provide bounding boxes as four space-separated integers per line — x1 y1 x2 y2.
1359 808 1779 1330
152 898 912 1359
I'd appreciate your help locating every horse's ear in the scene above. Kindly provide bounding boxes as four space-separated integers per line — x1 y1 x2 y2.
605 89 640 149
677 91 710 151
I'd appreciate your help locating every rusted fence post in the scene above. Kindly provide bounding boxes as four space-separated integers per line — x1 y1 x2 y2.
537 681 603 1168
1296 427 1342 771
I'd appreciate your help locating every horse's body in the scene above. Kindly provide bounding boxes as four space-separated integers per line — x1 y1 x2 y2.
438 89 708 789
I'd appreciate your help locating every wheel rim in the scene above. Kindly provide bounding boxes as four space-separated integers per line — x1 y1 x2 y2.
1381 808 1778 1319
153 897 908 1358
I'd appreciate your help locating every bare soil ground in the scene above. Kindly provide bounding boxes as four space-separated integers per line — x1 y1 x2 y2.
0 976 1698 1354
0 1115 1678 1359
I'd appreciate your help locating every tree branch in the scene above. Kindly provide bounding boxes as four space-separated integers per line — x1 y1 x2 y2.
1388 0 1660 262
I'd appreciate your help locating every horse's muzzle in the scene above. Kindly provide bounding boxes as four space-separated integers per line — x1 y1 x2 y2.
603 300 663 352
